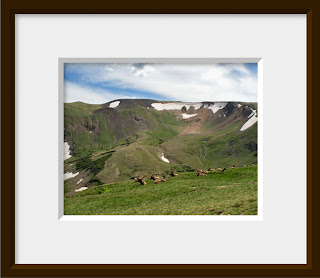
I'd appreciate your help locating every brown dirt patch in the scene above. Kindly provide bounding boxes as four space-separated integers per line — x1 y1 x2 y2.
180 108 211 135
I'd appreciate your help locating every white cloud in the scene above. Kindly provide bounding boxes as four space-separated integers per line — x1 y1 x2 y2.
100 64 257 102
64 63 258 103
64 81 118 104
131 64 155 77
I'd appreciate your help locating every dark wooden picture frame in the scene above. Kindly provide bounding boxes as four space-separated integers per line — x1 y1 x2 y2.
1 0 319 277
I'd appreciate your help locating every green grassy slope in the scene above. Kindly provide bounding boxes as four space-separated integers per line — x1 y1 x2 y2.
64 166 257 215
64 102 184 157
161 124 257 171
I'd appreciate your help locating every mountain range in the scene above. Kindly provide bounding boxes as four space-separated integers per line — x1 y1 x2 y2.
64 99 258 195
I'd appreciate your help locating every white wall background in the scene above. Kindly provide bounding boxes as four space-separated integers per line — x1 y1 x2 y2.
15 14 306 264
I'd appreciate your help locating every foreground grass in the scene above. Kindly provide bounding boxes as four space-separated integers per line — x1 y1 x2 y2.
64 166 257 215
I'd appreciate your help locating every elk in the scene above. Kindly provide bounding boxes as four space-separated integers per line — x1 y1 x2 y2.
208 168 215 172
170 169 178 177
230 164 236 169
137 176 147 185
130 176 138 182
150 173 160 180
217 167 226 172
197 172 207 177
154 174 167 184
203 171 209 174
197 169 204 173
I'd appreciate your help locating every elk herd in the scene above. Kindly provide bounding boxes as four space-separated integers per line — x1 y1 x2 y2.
131 169 178 185
130 165 236 185
197 167 226 177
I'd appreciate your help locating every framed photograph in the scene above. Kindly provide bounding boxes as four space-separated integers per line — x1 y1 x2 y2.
1 0 319 277
61 58 260 217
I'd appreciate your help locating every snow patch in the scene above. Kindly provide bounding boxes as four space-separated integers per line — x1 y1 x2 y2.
160 153 170 163
151 102 229 114
75 187 88 192
203 103 227 114
109 101 120 108
182 113 197 119
240 110 258 131
151 102 202 111
64 142 72 160
77 178 83 184
64 172 79 180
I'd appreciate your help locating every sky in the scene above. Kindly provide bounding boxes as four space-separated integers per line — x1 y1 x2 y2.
64 63 258 104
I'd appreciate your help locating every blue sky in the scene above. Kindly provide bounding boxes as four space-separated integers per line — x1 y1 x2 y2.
64 63 257 104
